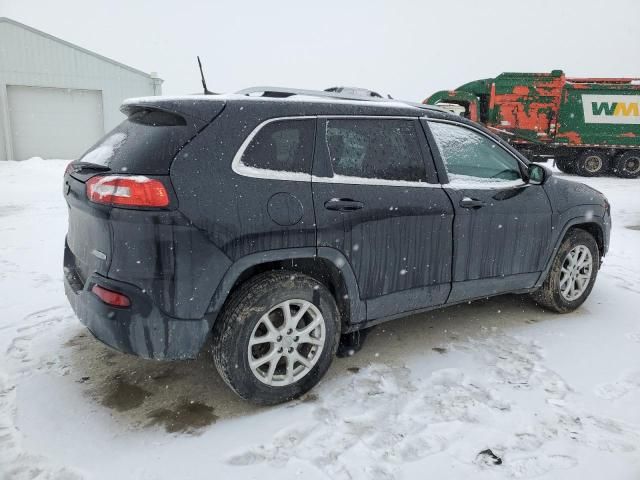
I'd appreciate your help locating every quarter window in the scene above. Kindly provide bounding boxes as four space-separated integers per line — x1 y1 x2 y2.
325 119 427 182
429 122 522 184
241 119 315 174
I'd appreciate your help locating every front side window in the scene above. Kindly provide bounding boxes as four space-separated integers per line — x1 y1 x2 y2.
325 119 427 182
241 119 315 174
429 121 522 184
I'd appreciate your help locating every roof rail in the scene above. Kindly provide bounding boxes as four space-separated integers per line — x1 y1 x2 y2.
235 86 391 102
235 86 446 113
324 86 384 98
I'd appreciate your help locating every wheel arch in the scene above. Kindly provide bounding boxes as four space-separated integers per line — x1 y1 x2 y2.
535 216 607 288
205 247 366 332
572 222 605 259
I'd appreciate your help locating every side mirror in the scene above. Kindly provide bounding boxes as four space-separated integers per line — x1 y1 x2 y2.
527 163 550 185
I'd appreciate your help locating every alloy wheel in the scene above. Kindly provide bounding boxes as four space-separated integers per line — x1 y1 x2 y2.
248 299 325 386
559 245 593 301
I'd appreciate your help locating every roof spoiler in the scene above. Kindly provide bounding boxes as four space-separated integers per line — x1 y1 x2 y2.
121 96 226 123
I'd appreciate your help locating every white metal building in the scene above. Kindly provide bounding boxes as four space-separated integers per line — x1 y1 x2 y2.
0 17 162 161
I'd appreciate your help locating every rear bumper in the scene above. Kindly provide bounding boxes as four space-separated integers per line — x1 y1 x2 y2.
64 244 210 360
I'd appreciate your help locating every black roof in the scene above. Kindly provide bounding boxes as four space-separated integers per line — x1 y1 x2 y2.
122 89 456 122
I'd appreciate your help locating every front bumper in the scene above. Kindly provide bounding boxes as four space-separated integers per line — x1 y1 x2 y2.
64 245 210 360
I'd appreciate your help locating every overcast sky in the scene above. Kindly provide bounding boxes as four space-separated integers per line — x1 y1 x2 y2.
1 0 639 101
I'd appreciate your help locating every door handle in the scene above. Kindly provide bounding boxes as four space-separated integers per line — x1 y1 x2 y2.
460 197 486 209
324 198 364 212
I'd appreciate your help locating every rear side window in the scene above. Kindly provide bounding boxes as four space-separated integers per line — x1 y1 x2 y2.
429 121 522 184
78 109 197 174
325 119 426 182
240 119 315 174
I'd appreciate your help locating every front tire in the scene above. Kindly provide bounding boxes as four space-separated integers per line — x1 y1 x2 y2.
531 229 599 313
212 271 340 405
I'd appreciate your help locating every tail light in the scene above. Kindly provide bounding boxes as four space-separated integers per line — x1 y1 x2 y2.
91 284 131 307
86 175 169 207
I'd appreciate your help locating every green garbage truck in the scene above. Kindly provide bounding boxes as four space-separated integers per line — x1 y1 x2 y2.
424 70 640 178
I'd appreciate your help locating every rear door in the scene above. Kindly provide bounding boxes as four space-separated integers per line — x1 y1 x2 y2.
424 119 552 302
312 117 454 321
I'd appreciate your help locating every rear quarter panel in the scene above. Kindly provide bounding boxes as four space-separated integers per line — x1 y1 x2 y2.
106 208 231 320
170 104 317 261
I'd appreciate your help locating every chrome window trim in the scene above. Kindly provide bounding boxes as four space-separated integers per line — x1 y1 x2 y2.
442 178 528 190
231 116 316 182
310 175 442 188
425 118 529 189
232 115 439 188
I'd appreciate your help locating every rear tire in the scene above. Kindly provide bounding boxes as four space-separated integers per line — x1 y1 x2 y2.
212 271 340 405
612 151 640 179
531 229 599 313
555 157 575 174
575 150 609 177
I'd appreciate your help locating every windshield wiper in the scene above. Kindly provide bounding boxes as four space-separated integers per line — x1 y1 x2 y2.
71 162 111 172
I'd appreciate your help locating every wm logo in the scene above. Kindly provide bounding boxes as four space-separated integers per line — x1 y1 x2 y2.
592 102 639 117
583 95 640 124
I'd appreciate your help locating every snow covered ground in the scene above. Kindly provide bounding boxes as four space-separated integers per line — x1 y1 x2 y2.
1 158 639 479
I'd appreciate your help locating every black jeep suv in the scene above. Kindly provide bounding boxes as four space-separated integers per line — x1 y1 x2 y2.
63 88 611 405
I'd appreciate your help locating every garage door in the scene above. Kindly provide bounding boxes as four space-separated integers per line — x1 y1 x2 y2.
7 85 104 160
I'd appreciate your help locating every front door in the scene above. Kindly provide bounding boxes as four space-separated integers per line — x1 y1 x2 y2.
425 120 552 302
312 117 454 321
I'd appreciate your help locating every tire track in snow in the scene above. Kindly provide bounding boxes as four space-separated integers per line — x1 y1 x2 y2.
601 251 640 295
1 305 83 479
226 333 640 479
625 332 640 343
468 334 573 401
0 305 66 332
0 373 84 480
595 370 640 401
5 305 73 378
